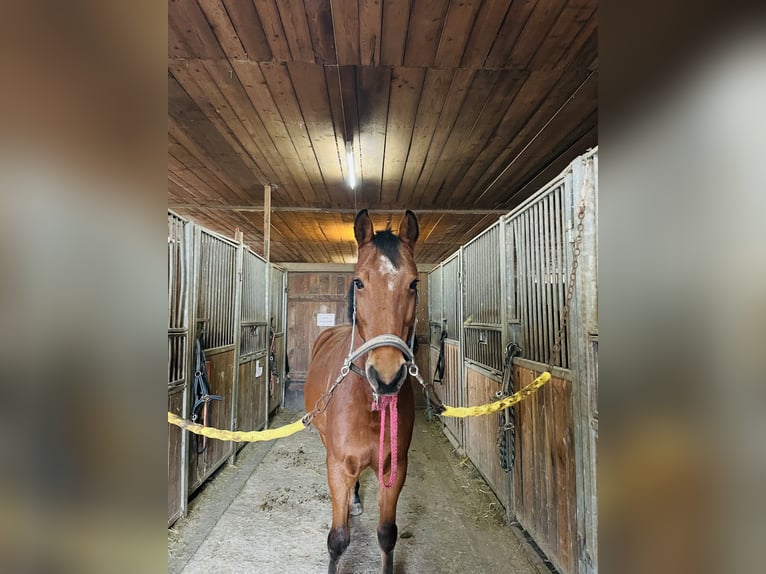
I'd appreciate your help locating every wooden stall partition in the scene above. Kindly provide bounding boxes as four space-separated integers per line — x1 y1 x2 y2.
167 385 184 526
440 342 464 450
513 363 577 574
464 366 510 508
286 272 352 382
188 348 236 492
236 354 267 447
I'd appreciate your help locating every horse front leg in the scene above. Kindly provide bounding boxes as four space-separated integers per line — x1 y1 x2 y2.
326 457 358 574
377 459 408 574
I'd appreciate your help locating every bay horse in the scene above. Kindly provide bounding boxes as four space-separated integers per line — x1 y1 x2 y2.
304 209 420 574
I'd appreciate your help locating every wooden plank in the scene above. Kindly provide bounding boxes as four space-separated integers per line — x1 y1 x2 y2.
460 0 512 68
167 388 184 525
464 367 510 508
398 68 455 201
484 0 538 69
330 0 360 65
168 78 268 195
420 70 502 205
169 60 281 190
288 62 346 205
466 66 596 207
409 68 475 207
222 0 272 60
456 69 567 205
380 0 410 66
403 0 450 67
507 0 569 70
169 0 226 59
169 16 198 59
188 349 235 493
324 65 354 194
275 0 315 62
359 0 383 65
529 1 596 72
260 62 332 205
434 0 483 67
254 0 292 62
381 67 426 205
552 369 576 573
197 0 247 59
199 60 302 203
304 0 337 64
514 365 577 574
438 70 527 202
231 60 318 204
356 66 392 205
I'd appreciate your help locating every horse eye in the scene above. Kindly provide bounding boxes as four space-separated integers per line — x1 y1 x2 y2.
409 279 419 290
353 279 364 289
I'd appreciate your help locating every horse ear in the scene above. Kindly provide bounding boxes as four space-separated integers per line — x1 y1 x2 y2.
397 210 419 249
354 209 374 246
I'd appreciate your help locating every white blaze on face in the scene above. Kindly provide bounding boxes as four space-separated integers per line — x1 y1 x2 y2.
377 254 397 291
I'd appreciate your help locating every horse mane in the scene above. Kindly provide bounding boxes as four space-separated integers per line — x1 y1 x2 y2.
347 229 404 322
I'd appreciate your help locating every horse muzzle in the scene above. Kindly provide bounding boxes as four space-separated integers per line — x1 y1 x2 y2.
346 334 414 396
365 361 408 395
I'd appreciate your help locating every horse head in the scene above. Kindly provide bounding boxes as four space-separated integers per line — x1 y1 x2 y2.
351 209 419 396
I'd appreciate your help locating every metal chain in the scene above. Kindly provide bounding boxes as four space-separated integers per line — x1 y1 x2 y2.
301 364 351 427
547 197 587 372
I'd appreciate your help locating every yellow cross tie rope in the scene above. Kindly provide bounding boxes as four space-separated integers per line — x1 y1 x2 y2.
166 413 306 442
166 372 551 442
440 371 551 418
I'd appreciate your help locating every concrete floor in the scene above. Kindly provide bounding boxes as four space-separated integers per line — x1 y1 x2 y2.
169 409 549 574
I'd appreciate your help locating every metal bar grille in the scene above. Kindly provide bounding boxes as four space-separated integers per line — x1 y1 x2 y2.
506 179 571 369
442 256 460 339
168 213 188 386
240 250 268 356
428 265 443 347
270 267 285 333
462 224 502 372
197 231 237 350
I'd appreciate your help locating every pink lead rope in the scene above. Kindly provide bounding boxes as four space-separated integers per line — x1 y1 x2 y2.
371 394 398 488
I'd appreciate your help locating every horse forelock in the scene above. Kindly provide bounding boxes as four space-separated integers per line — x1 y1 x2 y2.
348 229 416 320
370 229 401 268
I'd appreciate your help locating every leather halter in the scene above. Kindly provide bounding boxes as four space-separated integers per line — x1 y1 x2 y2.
344 281 418 394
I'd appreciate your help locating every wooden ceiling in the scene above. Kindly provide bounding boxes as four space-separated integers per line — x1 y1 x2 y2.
168 0 598 264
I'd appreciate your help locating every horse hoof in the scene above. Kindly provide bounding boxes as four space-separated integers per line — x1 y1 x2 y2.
349 502 363 516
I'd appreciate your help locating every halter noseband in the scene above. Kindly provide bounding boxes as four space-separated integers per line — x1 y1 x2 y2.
345 281 419 390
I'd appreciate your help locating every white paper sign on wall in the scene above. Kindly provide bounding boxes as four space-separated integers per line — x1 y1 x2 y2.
316 313 336 327
255 360 263 378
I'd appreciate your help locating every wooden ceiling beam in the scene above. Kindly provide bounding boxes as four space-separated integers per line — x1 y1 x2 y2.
166 204 509 215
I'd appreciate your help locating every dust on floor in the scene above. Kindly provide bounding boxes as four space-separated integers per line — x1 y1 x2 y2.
169 410 548 574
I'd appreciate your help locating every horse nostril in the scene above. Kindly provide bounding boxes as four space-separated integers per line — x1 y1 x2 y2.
365 363 407 394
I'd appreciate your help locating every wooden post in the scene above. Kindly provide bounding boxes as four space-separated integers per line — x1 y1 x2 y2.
264 184 271 263
263 184 271 428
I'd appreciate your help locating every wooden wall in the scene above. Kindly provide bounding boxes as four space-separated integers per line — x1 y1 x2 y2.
464 366 510 508
188 348 235 492
514 365 577 574
286 272 352 382
167 386 184 526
